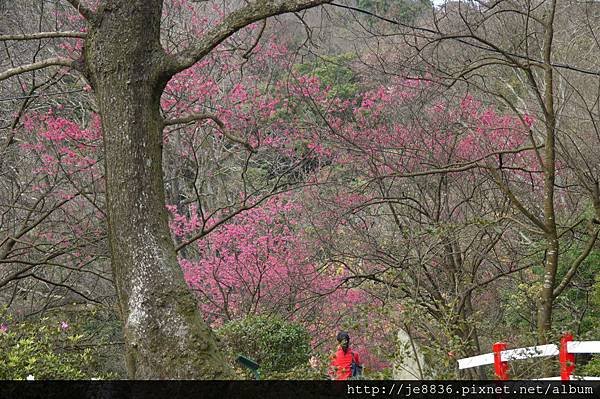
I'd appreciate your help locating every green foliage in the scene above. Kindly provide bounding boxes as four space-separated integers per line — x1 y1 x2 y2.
499 234 600 336
73 307 127 377
593 274 600 309
493 74 527 113
554 245 600 336
0 309 115 380
503 281 541 329
580 275 600 376
296 53 359 99
217 314 312 378
580 355 600 376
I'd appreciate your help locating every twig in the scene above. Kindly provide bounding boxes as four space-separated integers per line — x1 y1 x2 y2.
164 112 255 152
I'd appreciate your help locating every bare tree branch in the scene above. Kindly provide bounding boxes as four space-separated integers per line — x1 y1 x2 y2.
164 112 255 152
167 0 332 74
0 57 78 82
371 144 542 181
330 2 600 77
242 19 267 60
26 273 102 304
553 225 599 298
0 31 86 41
489 168 548 233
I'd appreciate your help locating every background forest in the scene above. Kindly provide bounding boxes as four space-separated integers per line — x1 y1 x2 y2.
0 0 599 380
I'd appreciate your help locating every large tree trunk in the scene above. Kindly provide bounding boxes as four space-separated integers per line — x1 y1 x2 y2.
83 0 233 378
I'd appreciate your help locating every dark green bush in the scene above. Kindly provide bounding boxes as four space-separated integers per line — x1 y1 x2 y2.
217 314 311 377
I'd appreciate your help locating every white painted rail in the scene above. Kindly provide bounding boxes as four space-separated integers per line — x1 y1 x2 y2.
457 338 600 380
458 344 558 370
457 353 495 369
501 344 558 361
571 376 600 380
567 341 600 354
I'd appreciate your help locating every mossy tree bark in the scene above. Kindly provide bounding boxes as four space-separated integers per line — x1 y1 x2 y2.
83 0 232 379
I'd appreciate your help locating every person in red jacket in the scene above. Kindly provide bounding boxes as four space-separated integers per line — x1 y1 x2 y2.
329 331 362 380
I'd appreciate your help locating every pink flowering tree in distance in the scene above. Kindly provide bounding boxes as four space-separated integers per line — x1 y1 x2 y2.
161 36 380 363
291 75 563 377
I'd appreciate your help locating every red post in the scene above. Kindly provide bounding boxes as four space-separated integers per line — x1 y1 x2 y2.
560 332 575 381
493 342 509 380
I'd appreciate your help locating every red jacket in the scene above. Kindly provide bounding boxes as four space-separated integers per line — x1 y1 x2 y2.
330 348 360 380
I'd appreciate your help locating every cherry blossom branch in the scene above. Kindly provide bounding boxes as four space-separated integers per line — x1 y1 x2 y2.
174 180 321 252
0 31 86 41
163 113 255 153
0 57 78 82
64 0 95 21
167 0 332 74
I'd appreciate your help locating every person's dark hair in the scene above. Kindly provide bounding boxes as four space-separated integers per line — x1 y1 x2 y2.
337 331 350 353
337 331 350 343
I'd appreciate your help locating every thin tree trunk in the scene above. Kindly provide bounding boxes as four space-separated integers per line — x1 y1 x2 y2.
537 0 558 346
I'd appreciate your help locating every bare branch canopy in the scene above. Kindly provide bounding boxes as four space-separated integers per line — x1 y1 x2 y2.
167 0 332 75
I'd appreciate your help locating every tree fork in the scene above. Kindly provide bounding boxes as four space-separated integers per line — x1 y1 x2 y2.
83 0 233 378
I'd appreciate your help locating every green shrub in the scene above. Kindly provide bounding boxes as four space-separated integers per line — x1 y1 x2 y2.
580 355 600 377
217 314 311 378
0 310 115 380
296 53 359 99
